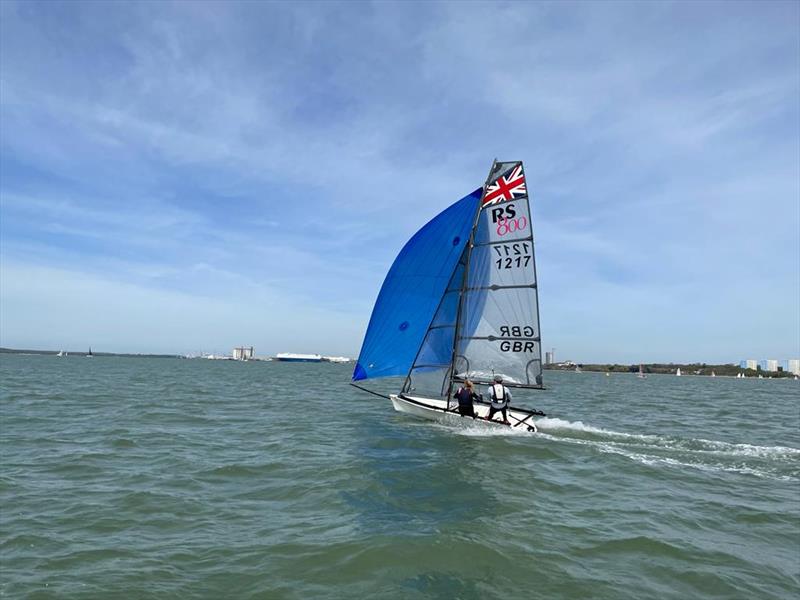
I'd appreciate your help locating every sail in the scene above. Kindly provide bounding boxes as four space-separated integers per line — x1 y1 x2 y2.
453 161 543 387
352 188 482 382
402 247 467 398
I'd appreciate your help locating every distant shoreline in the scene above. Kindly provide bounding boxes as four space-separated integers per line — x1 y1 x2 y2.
545 363 797 378
2 348 794 377
0 347 179 359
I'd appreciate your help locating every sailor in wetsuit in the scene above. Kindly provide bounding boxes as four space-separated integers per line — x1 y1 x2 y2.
487 374 512 425
453 380 479 418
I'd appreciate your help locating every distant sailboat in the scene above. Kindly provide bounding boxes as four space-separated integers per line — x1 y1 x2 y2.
676 368 682 377
711 371 716 377
57 350 64 357
575 365 582 373
637 364 647 379
86 347 93 358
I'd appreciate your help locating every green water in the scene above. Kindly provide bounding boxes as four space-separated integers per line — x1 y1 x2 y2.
1 355 798 599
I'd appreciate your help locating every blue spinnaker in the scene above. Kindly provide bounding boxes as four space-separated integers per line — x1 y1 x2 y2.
352 188 482 382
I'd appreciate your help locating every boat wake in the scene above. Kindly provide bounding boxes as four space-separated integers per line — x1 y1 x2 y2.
452 416 800 481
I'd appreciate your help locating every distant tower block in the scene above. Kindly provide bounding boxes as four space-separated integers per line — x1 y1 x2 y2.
233 346 254 361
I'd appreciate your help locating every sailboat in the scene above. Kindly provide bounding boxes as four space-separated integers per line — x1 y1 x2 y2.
676 367 682 376
637 364 647 379
57 350 64 357
86 347 93 358
352 160 546 432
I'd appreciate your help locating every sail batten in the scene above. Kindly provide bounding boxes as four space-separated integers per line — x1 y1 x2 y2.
465 284 537 291
473 236 534 247
462 336 542 341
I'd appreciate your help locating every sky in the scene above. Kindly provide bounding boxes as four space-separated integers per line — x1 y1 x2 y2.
1 0 798 363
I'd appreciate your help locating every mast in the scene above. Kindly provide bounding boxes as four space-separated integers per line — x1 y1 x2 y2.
445 160 498 400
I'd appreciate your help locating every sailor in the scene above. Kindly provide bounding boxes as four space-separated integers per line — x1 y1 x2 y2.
487 374 511 425
453 380 479 419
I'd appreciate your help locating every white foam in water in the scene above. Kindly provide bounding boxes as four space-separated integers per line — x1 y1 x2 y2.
689 438 800 458
428 415 800 478
535 418 800 459
592 444 799 482
447 422 531 437
479 416 800 481
535 417 660 441
528 432 794 481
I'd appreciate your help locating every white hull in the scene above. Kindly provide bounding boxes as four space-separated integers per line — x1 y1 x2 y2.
275 353 322 362
390 394 539 432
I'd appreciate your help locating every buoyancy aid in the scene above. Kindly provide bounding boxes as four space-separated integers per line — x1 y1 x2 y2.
490 384 508 407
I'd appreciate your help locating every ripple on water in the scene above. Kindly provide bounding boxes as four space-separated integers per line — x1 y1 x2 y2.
1 359 798 599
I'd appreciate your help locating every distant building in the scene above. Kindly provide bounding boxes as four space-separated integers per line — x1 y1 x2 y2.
739 360 747 369
766 359 778 372
233 346 254 361
789 359 800 376
746 359 758 370
545 352 552 365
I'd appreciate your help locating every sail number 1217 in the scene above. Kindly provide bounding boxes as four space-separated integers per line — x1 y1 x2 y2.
493 243 531 270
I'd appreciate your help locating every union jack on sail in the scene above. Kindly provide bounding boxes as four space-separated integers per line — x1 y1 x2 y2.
482 164 526 206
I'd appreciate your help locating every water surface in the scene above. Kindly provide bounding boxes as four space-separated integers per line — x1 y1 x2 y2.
1 355 798 598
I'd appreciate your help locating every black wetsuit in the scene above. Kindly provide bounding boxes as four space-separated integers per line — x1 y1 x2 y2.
453 387 478 418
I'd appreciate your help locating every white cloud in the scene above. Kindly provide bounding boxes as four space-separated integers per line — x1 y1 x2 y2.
0 259 364 356
1 0 797 361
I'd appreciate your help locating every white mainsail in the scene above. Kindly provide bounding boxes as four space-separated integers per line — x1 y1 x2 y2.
403 160 543 397
454 162 542 387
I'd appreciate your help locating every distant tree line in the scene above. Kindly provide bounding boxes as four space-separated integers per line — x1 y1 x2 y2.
0 347 180 359
544 362 796 378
